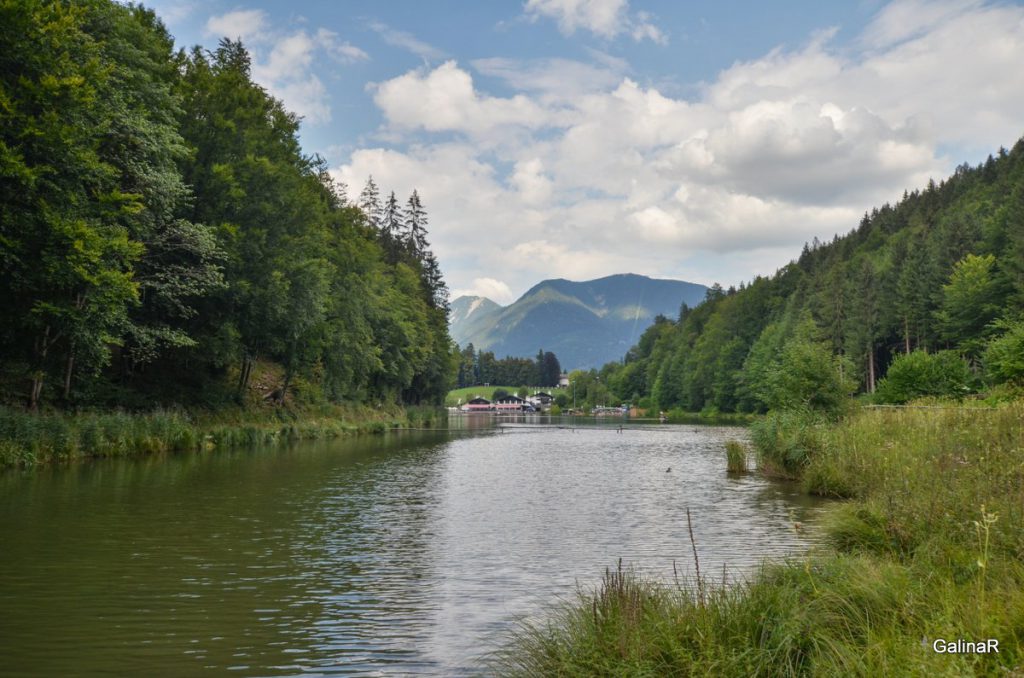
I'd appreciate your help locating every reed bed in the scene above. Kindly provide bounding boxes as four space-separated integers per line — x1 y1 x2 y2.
0 403 440 469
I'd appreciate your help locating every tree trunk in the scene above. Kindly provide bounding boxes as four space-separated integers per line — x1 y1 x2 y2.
29 325 52 410
63 351 75 401
903 317 911 354
237 353 257 399
29 373 44 411
278 371 291 404
867 346 876 393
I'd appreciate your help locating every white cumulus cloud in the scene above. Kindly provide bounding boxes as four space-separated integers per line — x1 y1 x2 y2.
337 0 1024 299
524 0 667 44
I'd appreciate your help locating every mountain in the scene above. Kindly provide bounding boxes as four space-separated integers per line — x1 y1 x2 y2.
450 273 708 369
449 295 503 345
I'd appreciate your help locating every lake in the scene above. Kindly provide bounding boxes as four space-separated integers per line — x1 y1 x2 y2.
0 418 825 676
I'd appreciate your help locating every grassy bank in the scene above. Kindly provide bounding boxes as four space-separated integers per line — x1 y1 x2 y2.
497 403 1024 676
0 403 445 470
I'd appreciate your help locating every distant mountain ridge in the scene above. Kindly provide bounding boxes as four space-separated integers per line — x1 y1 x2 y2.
449 273 708 370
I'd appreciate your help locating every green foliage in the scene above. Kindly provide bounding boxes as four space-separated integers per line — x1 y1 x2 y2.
602 138 1024 414
874 350 974 403
0 3 453 411
763 317 856 416
454 344 561 389
936 253 1008 355
983 318 1024 384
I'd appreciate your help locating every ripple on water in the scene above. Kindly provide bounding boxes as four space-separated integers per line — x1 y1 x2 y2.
0 423 825 676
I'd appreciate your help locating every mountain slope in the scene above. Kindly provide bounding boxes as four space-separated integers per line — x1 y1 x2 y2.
450 273 708 369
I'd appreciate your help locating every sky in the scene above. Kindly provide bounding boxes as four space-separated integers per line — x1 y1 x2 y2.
145 0 1024 305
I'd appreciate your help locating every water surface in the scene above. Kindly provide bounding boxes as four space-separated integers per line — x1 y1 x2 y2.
0 419 824 675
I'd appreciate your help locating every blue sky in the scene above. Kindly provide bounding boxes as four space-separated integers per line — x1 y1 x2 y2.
146 0 1024 303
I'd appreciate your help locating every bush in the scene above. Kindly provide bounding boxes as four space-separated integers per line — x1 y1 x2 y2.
983 318 1024 385
874 350 973 403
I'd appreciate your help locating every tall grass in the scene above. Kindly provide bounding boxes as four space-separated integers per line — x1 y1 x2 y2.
498 402 1024 675
0 402 441 469
725 439 748 473
749 409 828 478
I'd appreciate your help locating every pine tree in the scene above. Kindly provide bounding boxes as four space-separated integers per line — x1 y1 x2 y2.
405 190 429 258
358 176 382 230
422 251 449 313
380 191 403 261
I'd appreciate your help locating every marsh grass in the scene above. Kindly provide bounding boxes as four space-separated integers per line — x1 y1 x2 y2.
0 403 439 469
499 402 1024 675
725 440 748 473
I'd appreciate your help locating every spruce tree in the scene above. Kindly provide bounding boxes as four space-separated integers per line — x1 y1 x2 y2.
405 190 429 258
358 176 382 230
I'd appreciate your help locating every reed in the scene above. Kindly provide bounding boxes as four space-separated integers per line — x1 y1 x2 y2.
725 440 748 473
0 403 441 469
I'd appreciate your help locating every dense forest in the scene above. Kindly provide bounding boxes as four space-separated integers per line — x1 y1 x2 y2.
453 345 562 389
598 140 1024 413
0 0 455 411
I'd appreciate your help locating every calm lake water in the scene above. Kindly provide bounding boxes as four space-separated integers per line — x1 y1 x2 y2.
0 417 825 676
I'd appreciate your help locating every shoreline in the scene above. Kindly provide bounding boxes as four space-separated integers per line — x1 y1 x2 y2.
0 404 445 471
496 401 1024 675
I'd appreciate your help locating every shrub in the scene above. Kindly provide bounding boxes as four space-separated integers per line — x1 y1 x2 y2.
983 318 1024 385
874 350 973 403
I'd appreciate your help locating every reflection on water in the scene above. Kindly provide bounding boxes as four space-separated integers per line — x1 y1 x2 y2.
0 422 826 676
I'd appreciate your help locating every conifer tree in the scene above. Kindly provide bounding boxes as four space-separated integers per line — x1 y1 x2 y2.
381 191 404 261
405 190 429 258
358 176 382 230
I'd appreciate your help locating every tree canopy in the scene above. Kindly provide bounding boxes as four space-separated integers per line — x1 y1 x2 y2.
0 1 454 409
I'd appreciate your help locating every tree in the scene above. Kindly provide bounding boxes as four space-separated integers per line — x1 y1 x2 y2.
380 191 404 262
542 351 561 387
936 254 1007 356
0 1 151 407
764 316 855 417
983 319 1024 385
358 176 382 230
405 189 429 257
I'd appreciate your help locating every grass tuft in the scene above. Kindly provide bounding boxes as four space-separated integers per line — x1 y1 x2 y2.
725 439 748 473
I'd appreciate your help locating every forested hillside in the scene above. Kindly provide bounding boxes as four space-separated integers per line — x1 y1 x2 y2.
602 141 1024 412
0 1 454 410
450 274 708 370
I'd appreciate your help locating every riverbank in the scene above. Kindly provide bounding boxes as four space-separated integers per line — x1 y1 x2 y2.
497 402 1024 676
0 404 444 470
